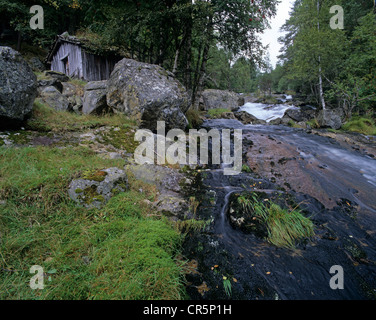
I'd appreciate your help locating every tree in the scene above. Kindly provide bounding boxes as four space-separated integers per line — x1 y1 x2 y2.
278 0 347 109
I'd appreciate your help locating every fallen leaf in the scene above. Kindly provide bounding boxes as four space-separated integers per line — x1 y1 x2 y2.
197 282 210 296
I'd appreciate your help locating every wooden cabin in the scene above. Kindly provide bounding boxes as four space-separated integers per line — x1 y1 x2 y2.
46 32 123 81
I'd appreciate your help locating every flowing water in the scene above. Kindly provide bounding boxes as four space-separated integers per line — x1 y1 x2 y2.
184 108 376 300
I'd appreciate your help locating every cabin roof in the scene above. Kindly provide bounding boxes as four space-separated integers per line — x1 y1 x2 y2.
46 32 127 64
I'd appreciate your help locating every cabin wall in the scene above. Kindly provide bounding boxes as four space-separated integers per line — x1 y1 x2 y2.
50 41 122 81
50 42 83 78
82 51 120 81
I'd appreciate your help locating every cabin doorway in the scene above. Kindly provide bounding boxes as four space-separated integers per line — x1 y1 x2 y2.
62 56 70 76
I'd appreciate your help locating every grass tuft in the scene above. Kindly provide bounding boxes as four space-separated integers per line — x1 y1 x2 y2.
342 117 376 136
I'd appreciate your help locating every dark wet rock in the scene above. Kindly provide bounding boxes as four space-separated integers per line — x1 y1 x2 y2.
44 70 69 83
0 46 38 122
284 106 316 122
68 167 128 209
106 58 190 131
234 111 267 125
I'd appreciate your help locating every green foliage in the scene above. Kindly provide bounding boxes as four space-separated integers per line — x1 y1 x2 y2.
222 276 232 298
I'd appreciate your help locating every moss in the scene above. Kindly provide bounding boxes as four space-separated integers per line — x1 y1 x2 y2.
82 169 108 182
8 131 31 145
80 185 103 205
99 126 139 153
75 188 83 194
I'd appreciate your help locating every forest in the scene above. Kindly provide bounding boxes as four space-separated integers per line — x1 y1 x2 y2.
1 0 375 119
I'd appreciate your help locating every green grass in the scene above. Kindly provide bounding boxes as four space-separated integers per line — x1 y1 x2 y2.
27 100 138 133
207 108 231 119
238 194 315 249
0 146 185 299
342 117 376 136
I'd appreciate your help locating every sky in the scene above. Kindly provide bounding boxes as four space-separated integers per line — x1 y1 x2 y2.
260 0 295 68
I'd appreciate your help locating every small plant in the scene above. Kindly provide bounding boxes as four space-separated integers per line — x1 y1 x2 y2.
223 276 232 298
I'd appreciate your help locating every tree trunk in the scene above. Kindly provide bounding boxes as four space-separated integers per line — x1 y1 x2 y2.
191 16 213 108
317 0 326 110
318 62 326 110
16 31 22 51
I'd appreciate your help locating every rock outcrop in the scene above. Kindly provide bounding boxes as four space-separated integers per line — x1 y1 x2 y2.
0 46 38 122
106 58 190 131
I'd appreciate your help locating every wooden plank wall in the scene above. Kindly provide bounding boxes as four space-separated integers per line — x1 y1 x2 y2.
50 42 84 78
82 51 120 81
50 42 121 81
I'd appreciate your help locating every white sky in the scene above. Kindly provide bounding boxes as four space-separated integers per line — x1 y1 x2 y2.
260 0 295 68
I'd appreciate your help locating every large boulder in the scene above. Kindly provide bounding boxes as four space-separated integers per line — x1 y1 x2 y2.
0 46 38 122
83 80 109 115
284 106 316 122
200 89 244 111
106 58 190 131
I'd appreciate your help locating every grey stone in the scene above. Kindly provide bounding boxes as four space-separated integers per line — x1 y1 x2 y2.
40 86 70 112
106 58 190 131
200 89 244 111
83 81 109 115
0 46 38 121
68 167 128 209
317 109 342 130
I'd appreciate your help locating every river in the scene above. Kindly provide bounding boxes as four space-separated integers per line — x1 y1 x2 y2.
183 103 376 300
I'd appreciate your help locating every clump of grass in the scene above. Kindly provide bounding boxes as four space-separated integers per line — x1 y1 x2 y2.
237 194 314 249
207 108 231 119
27 99 138 133
186 108 204 129
342 117 376 136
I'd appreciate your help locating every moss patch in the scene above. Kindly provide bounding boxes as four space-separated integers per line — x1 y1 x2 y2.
82 169 108 182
